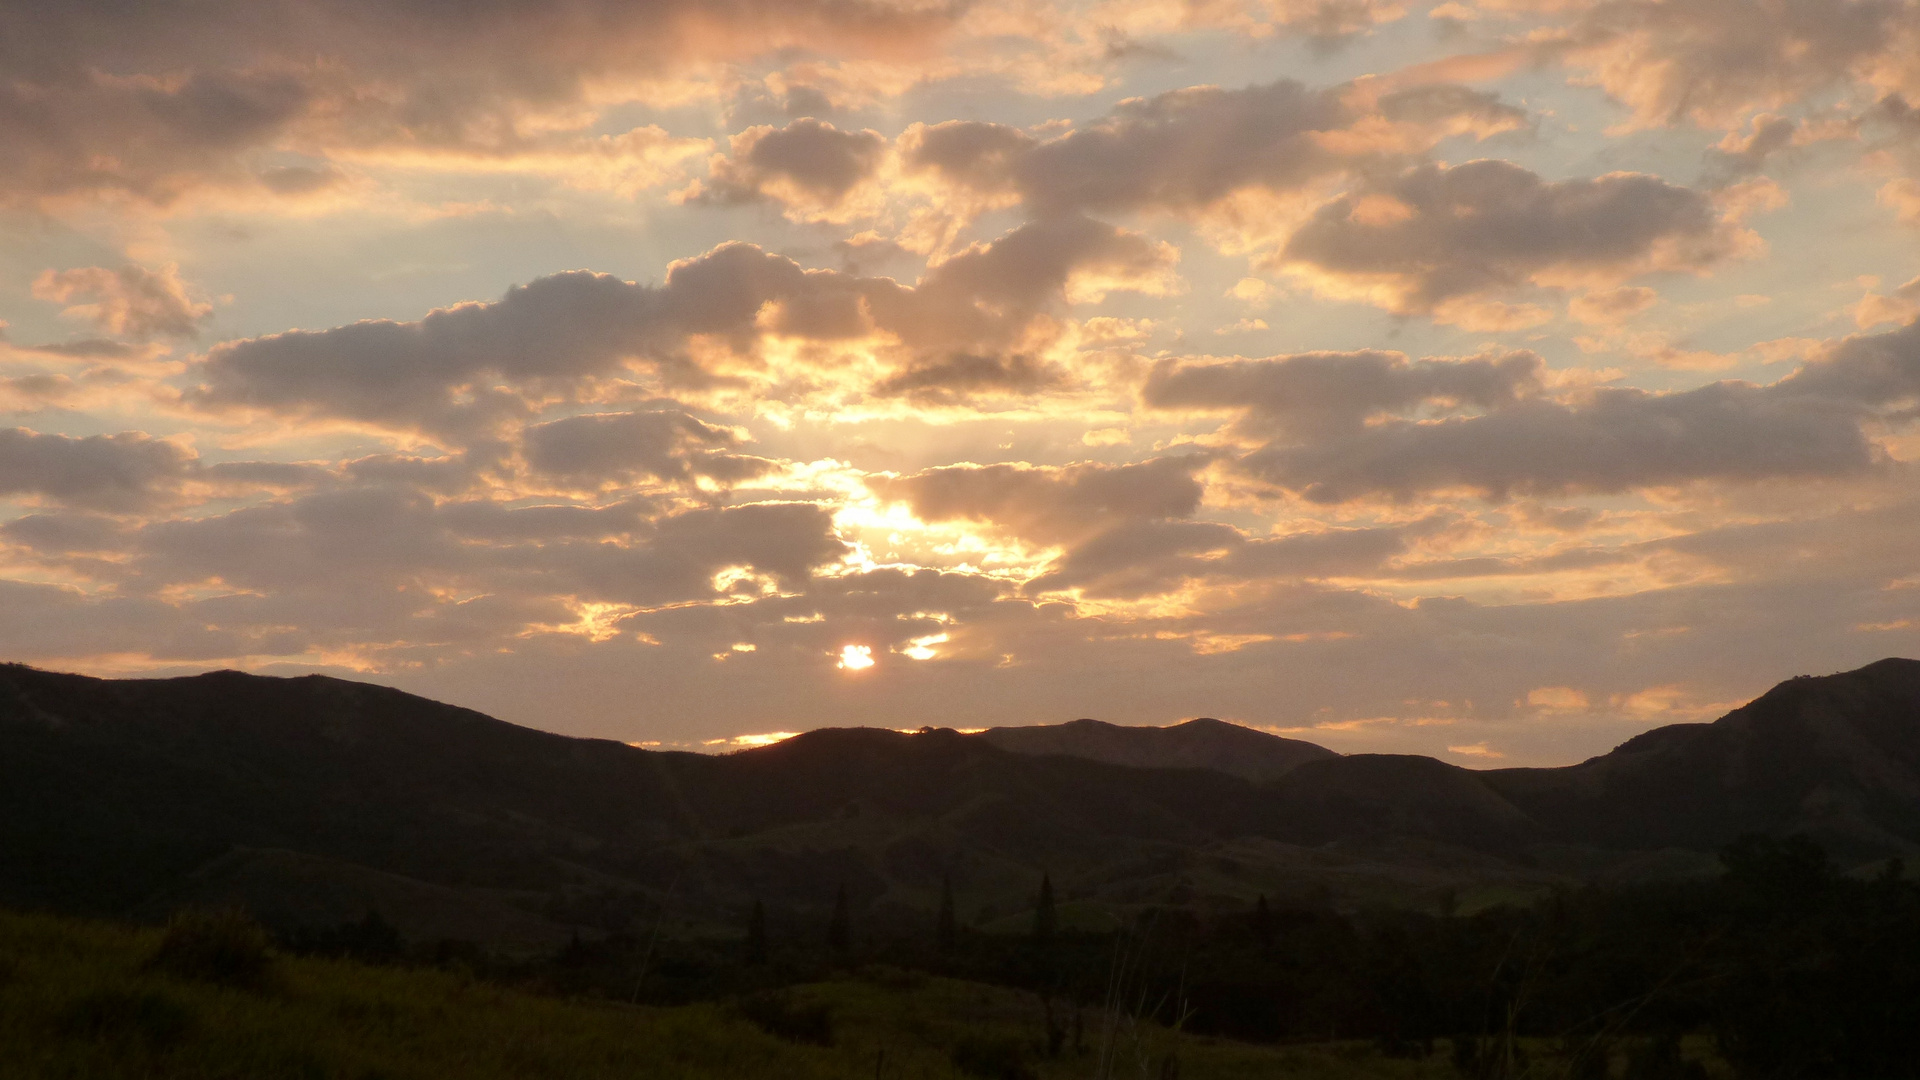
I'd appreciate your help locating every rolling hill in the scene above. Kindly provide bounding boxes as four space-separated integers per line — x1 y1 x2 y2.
978 716 1335 781
3 658 1917 947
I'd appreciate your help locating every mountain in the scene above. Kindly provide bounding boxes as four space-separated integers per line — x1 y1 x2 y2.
3 658 1917 946
976 716 1335 781
1481 657 1920 860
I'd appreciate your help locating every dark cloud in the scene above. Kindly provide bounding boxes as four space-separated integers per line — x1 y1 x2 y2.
691 118 886 213
1171 317 1920 503
857 454 1419 600
194 216 1172 435
901 78 1527 217
523 409 776 488
1778 315 1920 409
0 68 311 204
1143 349 1544 440
1279 159 1747 313
1238 383 1877 502
873 353 1062 403
0 427 195 511
862 455 1419 600
1029 518 1419 599
0 0 956 204
133 479 847 613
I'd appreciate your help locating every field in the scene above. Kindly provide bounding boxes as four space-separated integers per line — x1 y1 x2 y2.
0 908 1539 1080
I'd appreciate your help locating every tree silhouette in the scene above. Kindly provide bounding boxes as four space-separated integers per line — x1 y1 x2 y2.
937 875 957 953
1252 893 1273 947
827 884 850 953
1033 872 1057 946
746 899 767 965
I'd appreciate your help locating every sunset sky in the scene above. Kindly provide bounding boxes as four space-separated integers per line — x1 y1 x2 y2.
4 0 1919 764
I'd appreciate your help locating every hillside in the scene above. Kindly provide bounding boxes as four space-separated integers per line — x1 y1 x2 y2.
3 659 1918 948
4 908 1451 1080
977 716 1335 781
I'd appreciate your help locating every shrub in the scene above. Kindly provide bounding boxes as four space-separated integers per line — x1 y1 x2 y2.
951 1033 1036 1080
733 991 834 1046
145 909 278 991
56 988 196 1048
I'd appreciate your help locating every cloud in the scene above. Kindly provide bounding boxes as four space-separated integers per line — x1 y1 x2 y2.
872 352 1064 403
0 68 312 205
1195 315 1920 503
1027 518 1421 599
899 77 1526 219
32 264 213 340
522 409 776 489
1702 114 1800 184
0 0 957 205
1143 349 1545 441
1277 159 1754 316
862 455 1410 601
871 456 1209 550
1569 286 1659 325
0 427 195 511
126 484 850 626
193 216 1176 435
1552 0 1912 130
1780 315 1920 407
1236 381 1877 502
686 118 887 219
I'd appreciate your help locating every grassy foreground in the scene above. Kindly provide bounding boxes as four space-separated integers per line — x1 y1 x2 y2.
0 908 1497 1080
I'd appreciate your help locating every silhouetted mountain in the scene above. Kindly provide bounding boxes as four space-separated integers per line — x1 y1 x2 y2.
3 658 1917 947
976 716 1335 781
1482 657 1920 861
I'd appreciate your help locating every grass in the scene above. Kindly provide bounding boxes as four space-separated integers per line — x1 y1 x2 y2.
0 908 1649 1079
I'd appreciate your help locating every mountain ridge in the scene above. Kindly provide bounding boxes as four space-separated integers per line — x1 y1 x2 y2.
3 658 1917 946
974 715 1336 781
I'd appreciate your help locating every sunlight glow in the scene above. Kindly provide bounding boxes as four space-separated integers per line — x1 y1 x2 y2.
837 644 875 670
900 633 948 660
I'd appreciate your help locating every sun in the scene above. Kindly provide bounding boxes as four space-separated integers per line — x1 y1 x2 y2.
837 644 875 671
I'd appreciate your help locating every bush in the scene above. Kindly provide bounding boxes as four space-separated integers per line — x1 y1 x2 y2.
145 909 278 991
733 991 834 1046
951 1033 1036 1080
57 988 196 1048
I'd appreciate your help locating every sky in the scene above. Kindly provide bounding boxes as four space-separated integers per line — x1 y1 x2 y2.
3 0 1919 765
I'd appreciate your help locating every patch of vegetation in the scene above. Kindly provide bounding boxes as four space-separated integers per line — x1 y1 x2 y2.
951 1032 1036 1080
0 907 1495 1079
145 908 279 991
734 990 834 1046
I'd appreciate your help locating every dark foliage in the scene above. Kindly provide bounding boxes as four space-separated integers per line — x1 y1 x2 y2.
57 988 196 1048
827 885 850 953
1032 873 1056 946
937 875 957 953
733 990 834 1046
145 909 278 992
746 900 767 965
951 1033 1037 1080
282 908 403 963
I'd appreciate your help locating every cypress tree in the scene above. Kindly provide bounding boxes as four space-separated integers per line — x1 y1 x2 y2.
1033 872 1057 945
937 875 957 953
827 884 851 953
746 899 768 965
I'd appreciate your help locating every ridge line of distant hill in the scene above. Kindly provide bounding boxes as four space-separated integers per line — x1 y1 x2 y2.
3 658 1917 944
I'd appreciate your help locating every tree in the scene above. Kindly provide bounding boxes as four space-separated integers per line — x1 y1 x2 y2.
1252 893 1273 947
746 899 767 965
1033 872 1057 946
937 875 957 953
827 884 851 953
